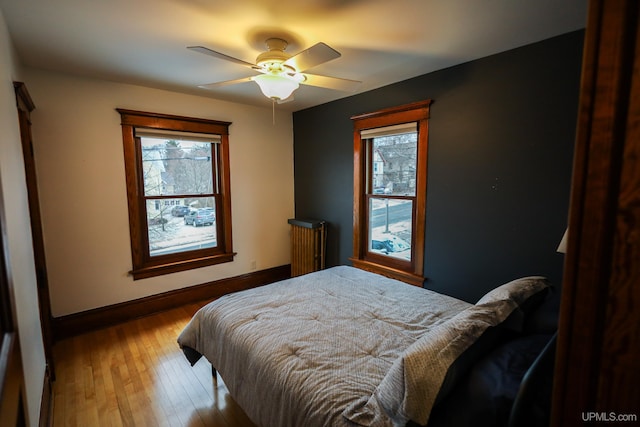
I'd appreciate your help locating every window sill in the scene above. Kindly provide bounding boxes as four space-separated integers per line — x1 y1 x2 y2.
130 252 236 280
349 258 425 287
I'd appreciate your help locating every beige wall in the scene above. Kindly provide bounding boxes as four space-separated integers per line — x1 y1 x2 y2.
23 67 295 317
0 9 46 427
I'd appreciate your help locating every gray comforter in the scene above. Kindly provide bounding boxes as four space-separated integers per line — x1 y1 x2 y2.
177 266 548 427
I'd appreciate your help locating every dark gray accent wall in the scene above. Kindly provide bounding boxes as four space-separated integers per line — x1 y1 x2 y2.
292 31 584 303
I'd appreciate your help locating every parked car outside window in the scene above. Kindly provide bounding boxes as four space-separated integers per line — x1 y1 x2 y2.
171 205 190 217
184 208 215 226
370 233 411 260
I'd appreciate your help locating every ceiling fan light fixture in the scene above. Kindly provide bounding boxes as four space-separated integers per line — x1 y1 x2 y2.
252 73 300 101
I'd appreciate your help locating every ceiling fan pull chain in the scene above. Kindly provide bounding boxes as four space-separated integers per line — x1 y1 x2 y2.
272 98 276 125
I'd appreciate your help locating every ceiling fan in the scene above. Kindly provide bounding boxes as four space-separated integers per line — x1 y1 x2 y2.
188 38 361 102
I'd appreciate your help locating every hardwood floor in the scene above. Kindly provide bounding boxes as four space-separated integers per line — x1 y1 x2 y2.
52 301 257 427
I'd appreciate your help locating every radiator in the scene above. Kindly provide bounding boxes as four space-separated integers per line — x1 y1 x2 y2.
288 219 327 277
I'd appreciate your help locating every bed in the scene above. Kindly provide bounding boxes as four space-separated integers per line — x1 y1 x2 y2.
177 266 553 427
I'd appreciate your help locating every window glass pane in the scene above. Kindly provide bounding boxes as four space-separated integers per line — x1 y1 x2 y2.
147 197 217 256
371 131 417 196
141 138 213 197
368 198 412 260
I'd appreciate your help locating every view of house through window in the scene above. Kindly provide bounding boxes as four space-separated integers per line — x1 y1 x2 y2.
367 128 417 261
141 137 218 256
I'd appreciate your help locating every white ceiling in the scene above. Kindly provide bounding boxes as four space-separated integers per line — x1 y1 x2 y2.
1 0 588 112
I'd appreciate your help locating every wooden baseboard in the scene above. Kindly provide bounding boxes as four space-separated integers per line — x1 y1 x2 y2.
51 265 291 341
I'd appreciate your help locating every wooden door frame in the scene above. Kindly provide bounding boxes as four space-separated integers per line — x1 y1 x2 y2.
551 0 640 425
13 82 55 382
13 83 54 427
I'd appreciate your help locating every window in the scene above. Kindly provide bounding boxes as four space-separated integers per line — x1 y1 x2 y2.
118 109 235 279
350 100 431 286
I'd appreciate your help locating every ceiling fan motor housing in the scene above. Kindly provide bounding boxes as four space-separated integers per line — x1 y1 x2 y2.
256 38 293 71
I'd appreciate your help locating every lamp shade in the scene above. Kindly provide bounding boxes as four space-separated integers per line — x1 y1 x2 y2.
252 73 299 100
557 228 568 253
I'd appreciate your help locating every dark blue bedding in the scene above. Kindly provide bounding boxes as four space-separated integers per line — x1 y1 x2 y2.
425 333 553 427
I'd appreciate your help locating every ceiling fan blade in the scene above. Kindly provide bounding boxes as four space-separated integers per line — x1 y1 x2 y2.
198 76 254 90
301 73 361 92
188 46 259 69
284 42 341 72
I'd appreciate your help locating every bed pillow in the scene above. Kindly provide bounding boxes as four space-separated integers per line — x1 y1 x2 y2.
477 276 551 307
342 276 551 427
476 276 552 331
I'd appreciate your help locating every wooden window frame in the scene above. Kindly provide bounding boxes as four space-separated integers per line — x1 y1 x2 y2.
350 100 431 286
117 109 235 280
